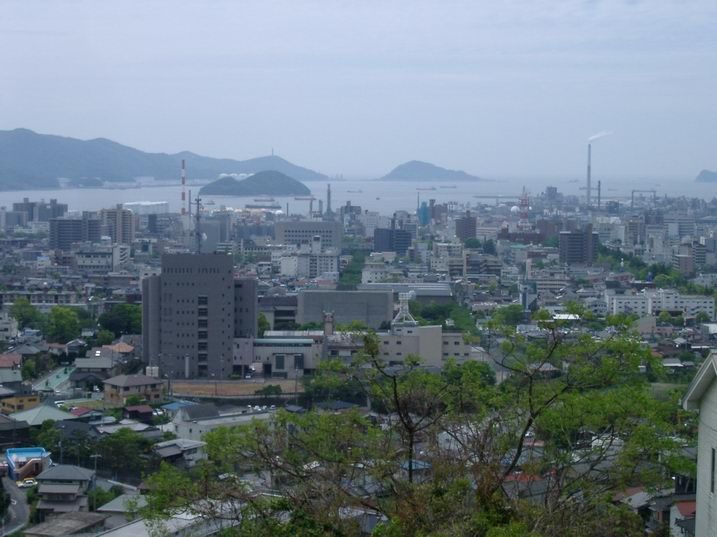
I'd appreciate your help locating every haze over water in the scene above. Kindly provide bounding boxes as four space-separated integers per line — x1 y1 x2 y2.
0 174 710 216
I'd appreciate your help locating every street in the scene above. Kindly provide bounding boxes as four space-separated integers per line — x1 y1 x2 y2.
1 477 29 537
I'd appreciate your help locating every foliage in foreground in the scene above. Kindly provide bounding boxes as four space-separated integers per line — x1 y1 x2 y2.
144 315 691 537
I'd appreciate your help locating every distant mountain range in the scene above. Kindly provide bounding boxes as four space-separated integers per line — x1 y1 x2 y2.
696 170 717 182
0 128 327 190
381 160 482 182
199 171 311 197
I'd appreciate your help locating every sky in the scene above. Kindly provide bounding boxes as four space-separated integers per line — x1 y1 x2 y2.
1 0 716 180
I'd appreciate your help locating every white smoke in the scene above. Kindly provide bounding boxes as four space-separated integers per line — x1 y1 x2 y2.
588 131 613 142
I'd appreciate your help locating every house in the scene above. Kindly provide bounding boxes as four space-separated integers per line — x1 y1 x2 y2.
152 438 207 469
35 464 96 520
123 405 154 423
682 350 717 536
94 418 162 440
103 374 164 406
24 512 109 537
0 368 23 389
0 385 40 413
70 356 114 390
5 447 51 480
0 353 22 369
10 405 78 427
0 414 31 450
96 494 147 529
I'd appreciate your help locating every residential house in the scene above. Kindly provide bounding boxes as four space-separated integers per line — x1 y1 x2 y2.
70 356 115 390
96 494 147 530
24 512 109 537
0 385 40 413
122 405 153 423
152 438 207 469
35 464 96 520
10 405 78 427
103 374 164 406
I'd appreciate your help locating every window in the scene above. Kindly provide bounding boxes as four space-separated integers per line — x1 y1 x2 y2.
198 296 208 305
275 355 285 370
198 319 208 328
198 331 208 340
198 308 208 317
712 448 716 493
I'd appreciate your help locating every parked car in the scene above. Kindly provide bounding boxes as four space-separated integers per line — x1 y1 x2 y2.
16 478 37 488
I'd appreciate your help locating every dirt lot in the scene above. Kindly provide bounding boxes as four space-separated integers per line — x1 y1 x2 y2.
171 378 303 397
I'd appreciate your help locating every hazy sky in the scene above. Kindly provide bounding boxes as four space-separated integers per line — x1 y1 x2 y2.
1 1 715 179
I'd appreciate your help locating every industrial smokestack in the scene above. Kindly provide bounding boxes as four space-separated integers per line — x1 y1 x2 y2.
181 160 187 216
586 143 592 208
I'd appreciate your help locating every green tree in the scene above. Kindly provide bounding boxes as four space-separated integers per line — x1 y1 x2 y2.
696 311 711 323
143 320 687 537
491 304 525 326
464 238 482 249
21 358 37 381
10 298 43 330
96 329 115 346
44 306 80 343
98 428 148 478
258 313 270 338
98 304 141 337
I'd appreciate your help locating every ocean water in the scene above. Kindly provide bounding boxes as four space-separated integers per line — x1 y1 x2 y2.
0 175 712 215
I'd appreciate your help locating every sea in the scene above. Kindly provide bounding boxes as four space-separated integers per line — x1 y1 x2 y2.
0 174 711 215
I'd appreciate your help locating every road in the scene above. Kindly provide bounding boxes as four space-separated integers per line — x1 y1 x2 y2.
32 366 75 393
1 477 29 536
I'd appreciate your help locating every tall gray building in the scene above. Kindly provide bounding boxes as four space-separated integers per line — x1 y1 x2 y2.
142 253 258 379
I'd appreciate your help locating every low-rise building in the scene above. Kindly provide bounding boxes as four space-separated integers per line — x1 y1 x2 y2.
103 374 164 406
35 464 95 520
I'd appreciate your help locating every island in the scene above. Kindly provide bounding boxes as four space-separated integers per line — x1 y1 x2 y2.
199 170 312 197
696 170 717 182
380 160 482 182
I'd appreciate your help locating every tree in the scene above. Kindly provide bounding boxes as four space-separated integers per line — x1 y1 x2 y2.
696 311 711 323
96 329 115 346
44 306 80 343
98 428 148 478
98 304 141 337
464 238 482 249
10 298 43 330
491 304 525 326
143 320 688 537
258 313 270 338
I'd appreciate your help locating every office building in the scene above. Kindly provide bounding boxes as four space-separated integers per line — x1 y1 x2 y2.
455 211 477 242
12 198 68 222
142 253 258 378
374 228 412 256
49 214 101 251
558 224 598 265
275 220 343 250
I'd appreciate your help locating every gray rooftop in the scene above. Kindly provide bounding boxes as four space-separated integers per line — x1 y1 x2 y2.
37 464 95 482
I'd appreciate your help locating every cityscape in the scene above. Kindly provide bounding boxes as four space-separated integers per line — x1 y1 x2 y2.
1 2 717 537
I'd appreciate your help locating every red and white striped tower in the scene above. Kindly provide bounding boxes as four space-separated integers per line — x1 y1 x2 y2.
180 159 187 215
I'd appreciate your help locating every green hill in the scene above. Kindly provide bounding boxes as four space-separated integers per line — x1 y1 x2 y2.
0 128 327 190
381 160 482 182
199 171 311 197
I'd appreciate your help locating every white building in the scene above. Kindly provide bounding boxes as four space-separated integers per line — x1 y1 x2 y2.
0 311 19 342
682 351 717 536
605 289 715 319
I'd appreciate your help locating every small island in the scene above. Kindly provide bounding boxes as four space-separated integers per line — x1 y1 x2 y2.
696 169 717 182
199 170 311 197
381 160 482 182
